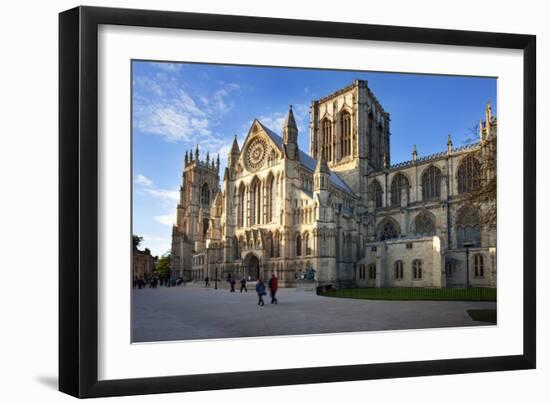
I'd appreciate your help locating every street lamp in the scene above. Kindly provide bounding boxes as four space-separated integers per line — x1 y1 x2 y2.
463 241 474 288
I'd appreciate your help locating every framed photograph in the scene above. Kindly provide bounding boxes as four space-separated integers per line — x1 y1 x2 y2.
59 6 536 398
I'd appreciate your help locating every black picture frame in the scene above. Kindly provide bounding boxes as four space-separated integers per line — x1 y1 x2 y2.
59 5 536 398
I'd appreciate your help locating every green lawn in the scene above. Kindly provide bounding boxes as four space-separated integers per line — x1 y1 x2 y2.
467 309 497 323
320 287 496 302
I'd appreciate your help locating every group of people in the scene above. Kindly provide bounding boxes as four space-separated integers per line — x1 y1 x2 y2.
255 274 278 306
133 276 186 289
219 273 279 306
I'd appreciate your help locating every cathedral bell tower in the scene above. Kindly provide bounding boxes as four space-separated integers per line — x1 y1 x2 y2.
283 105 298 160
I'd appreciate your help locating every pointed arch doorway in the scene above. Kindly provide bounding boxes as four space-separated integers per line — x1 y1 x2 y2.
243 253 260 280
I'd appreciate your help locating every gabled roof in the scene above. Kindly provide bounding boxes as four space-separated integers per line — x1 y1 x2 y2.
256 121 354 195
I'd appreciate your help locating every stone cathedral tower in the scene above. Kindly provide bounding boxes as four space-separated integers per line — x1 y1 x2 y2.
309 79 390 206
171 146 220 278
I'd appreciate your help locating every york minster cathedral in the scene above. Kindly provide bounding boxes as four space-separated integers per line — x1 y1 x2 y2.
170 80 496 288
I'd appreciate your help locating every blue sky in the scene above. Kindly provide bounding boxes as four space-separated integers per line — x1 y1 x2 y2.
132 61 496 256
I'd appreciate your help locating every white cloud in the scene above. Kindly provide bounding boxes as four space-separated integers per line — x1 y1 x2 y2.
143 188 180 204
154 213 177 226
134 174 153 187
133 71 240 145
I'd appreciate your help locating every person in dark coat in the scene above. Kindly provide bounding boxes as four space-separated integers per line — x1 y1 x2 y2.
229 278 236 292
268 273 278 304
205 276 209 287
240 277 248 293
255 279 266 306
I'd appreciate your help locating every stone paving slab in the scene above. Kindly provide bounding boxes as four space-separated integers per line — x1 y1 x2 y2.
132 286 496 342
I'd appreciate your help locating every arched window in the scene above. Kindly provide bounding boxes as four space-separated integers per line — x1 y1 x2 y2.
456 206 481 247
304 232 312 255
394 260 404 279
390 173 409 206
474 254 484 277
370 180 383 208
238 184 245 227
200 183 210 206
378 218 400 241
412 259 423 279
322 119 332 161
266 174 275 223
341 111 352 157
368 264 376 279
457 156 481 194
422 166 442 200
296 233 302 256
415 211 436 236
250 177 261 225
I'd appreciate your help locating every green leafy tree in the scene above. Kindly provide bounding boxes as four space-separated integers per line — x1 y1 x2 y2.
155 253 171 278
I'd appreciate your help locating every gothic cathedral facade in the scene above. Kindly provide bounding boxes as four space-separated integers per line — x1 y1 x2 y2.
171 80 497 288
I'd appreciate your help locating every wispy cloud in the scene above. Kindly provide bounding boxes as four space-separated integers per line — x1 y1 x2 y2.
134 174 153 187
133 68 240 152
143 188 179 205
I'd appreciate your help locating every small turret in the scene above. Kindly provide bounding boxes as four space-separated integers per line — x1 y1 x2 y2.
412 144 417 162
228 135 240 168
314 156 330 191
283 105 298 160
447 134 453 155
195 145 199 161
216 154 220 171
206 151 210 164
184 150 189 165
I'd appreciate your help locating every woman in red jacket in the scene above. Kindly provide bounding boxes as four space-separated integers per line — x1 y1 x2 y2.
268 273 278 304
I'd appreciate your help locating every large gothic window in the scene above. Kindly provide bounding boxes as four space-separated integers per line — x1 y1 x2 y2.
422 166 442 200
322 119 332 161
415 211 436 236
341 111 352 158
237 184 245 227
295 233 302 256
456 206 481 247
378 218 400 241
457 156 481 194
370 180 383 208
200 183 210 206
250 177 261 225
390 173 409 206
266 174 275 223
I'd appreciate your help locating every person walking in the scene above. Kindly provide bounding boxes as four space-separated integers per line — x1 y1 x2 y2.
240 277 248 293
269 273 278 304
229 277 236 292
205 276 209 287
255 279 266 306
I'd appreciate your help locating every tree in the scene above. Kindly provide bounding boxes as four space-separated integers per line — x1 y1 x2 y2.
463 121 497 230
132 234 143 249
155 253 171 278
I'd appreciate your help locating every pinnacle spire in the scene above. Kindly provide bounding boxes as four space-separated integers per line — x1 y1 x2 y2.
230 135 240 154
283 105 297 130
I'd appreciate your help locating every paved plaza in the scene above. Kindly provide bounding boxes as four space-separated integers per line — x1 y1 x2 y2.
132 284 496 342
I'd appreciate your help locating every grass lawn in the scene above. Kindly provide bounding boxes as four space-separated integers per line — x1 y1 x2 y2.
467 309 497 323
320 287 496 302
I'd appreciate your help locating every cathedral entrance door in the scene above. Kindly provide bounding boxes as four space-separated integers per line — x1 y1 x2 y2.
246 255 260 280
